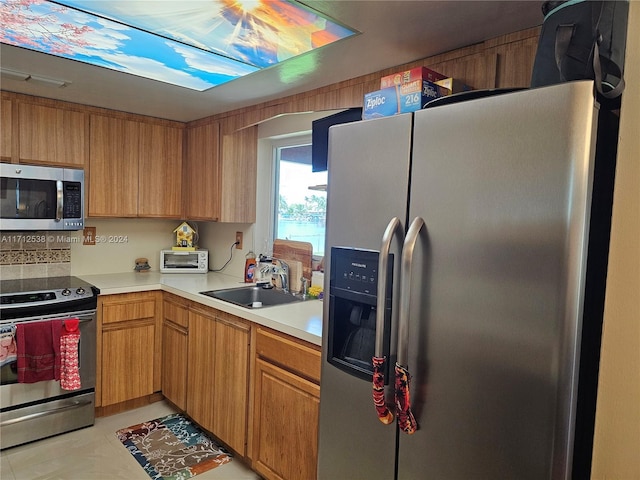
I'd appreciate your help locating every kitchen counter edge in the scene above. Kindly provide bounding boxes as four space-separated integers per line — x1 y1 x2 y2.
77 272 322 346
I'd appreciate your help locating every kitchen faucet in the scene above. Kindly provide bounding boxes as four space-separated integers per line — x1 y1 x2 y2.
271 259 289 293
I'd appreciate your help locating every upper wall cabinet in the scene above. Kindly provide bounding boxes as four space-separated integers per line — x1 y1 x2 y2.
184 123 257 223
89 114 183 218
18 102 87 167
1 98 12 161
89 115 139 217
184 123 220 221
220 127 257 223
138 122 184 218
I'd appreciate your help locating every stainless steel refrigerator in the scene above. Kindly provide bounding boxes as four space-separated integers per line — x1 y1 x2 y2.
317 81 617 479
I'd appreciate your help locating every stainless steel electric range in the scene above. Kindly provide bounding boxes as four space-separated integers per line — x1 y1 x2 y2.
0 276 99 450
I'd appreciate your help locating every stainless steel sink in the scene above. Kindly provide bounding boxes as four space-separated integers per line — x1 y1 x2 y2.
200 285 303 308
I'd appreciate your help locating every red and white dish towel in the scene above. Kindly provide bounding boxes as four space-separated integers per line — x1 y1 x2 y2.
60 319 81 390
16 319 63 383
15 318 81 390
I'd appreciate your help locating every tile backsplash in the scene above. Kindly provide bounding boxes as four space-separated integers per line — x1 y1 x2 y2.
0 231 72 280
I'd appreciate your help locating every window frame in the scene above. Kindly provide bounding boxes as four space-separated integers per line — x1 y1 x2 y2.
254 131 312 255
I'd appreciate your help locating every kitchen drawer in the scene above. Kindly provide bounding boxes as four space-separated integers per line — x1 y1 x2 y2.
255 327 321 384
101 292 157 324
163 296 189 328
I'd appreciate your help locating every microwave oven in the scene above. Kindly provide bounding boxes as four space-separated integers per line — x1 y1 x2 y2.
160 249 209 273
1 163 84 231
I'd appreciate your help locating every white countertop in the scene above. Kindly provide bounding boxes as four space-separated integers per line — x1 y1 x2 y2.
77 272 323 346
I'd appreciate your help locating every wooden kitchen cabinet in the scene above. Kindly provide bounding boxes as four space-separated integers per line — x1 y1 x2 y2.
138 122 183 217
219 126 257 223
184 123 257 223
97 292 162 409
89 115 139 217
162 294 189 411
18 102 87 167
1 98 12 161
187 304 250 455
102 323 155 405
185 305 215 428
89 114 183 218
212 312 251 453
184 122 220 220
251 327 321 480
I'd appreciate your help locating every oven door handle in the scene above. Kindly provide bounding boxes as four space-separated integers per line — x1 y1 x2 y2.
0 398 93 427
0 310 96 326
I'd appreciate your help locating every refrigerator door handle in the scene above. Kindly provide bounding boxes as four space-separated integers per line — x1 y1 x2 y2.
395 216 424 435
372 217 402 425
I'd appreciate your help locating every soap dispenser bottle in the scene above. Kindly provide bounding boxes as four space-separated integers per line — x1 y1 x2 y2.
244 251 256 283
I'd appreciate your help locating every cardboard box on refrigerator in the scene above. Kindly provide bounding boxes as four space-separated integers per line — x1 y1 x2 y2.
363 81 449 120
380 66 447 89
434 77 472 94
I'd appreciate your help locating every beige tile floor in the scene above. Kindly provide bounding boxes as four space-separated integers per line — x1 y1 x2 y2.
0 401 262 480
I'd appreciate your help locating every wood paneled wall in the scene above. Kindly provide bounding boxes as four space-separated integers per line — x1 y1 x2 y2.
188 27 541 135
1 27 540 136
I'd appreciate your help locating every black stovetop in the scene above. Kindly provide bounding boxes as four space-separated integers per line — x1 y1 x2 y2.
0 276 99 320
0 276 95 295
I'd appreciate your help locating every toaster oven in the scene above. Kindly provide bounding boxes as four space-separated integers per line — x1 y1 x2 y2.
160 249 208 273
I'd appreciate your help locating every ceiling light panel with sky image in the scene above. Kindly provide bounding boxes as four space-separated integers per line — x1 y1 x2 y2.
0 0 357 91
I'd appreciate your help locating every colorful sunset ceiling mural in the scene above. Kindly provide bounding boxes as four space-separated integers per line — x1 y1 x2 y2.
0 0 357 91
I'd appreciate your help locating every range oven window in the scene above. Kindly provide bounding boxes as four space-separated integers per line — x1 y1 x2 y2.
0 358 18 385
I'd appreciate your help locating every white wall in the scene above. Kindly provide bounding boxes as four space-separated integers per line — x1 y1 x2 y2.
69 218 253 279
591 1 640 478
197 221 253 279
70 218 177 275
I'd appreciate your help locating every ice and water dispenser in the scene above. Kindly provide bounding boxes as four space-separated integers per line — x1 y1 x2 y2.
327 247 393 380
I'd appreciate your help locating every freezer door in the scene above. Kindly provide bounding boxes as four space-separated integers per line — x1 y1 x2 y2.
318 114 412 479
399 81 599 479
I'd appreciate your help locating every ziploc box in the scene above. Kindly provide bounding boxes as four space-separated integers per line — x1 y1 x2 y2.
363 81 448 120
380 66 447 89
363 87 398 119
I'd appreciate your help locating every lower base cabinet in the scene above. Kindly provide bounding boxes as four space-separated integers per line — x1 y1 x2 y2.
162 294 189 411
98 291 161 409
102 324 155 405
186 304 250 456
251 327 321 480
211 313 251 454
